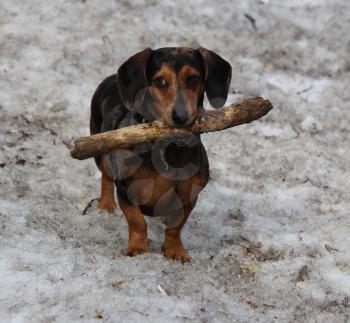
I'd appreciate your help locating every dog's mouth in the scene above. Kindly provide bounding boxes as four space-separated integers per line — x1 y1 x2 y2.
160 130 199 148
163 115 196 128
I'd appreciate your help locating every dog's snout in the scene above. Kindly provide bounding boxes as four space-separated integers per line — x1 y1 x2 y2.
172 109 188 125
171 94 189 125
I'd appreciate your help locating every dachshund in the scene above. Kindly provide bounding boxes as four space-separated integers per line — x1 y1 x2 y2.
90 47 232 262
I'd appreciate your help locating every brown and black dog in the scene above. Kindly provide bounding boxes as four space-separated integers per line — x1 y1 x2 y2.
90 47 231 262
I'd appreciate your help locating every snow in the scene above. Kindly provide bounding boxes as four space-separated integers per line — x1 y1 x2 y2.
301 116 322 133
1 0 350 322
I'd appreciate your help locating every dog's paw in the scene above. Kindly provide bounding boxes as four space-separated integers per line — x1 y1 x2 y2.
98 199 117 214
163 247 191 263
123 241 150 257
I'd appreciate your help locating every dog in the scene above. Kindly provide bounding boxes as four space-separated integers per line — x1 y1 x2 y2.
90 47 232 262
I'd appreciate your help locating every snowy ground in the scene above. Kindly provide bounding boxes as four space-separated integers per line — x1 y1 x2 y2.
1 0 350 322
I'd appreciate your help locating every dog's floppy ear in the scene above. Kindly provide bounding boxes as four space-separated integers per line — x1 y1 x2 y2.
117 48 152 111
198 47 232 108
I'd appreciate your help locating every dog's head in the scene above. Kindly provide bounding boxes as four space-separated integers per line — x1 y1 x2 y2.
117 47 232 126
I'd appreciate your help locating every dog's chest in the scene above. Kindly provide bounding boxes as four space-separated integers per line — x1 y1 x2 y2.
115 142 209 216
125 166 206 217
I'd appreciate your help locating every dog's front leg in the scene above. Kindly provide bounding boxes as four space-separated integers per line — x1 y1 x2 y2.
162 204 192 263
118 196 150 256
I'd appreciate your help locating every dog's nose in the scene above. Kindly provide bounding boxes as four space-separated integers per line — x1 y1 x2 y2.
172 109 188 125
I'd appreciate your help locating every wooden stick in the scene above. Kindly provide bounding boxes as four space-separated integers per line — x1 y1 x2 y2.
71 97 273 160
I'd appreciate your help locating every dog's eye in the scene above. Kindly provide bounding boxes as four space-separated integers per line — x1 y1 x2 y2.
153 77 168 89
186 75 200 86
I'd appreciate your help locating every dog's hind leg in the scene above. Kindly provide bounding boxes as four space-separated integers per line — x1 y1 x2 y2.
97 155 117 213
